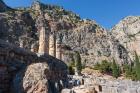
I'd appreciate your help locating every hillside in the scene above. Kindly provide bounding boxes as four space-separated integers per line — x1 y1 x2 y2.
0 1 132 66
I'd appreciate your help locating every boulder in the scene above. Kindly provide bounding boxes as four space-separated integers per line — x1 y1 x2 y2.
61 89 73 93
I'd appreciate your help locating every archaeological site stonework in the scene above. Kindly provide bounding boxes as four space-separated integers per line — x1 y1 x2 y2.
49 33 56 57
0 39 68 93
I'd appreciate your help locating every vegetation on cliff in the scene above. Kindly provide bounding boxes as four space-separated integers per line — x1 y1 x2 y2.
94 60 121 78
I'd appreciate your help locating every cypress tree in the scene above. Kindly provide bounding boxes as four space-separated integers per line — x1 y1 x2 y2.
74 51 82 75
112 59 120 78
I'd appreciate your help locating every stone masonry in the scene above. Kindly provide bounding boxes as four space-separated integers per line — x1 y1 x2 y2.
0 39 68 93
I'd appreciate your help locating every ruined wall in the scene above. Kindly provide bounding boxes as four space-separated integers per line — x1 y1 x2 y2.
0 39 68 93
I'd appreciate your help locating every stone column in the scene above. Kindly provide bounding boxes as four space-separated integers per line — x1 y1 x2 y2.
36 11 50 55
38 26 48 54
49 33 56 57
56 38 62 60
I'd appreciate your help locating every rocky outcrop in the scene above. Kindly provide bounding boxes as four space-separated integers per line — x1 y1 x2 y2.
112 16 140 60
59 22 132 65
0 39 68 93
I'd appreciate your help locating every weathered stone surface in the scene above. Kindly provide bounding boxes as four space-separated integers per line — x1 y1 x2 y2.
49 33 56 57
0 39 68 93
61 89 72 93
112 16 140 59
14 63 49 93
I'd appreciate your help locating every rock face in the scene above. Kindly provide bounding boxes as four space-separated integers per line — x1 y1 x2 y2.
60 23 132 65
112 16 140 60
0 39 68 93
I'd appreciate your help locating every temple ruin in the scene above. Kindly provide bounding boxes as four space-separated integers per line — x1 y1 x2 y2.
37 16 63 60
38 26 48 54
38 30 62 60
49 32 56 57
56 37 62 60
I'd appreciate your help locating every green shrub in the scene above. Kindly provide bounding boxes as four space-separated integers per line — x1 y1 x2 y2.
123 64 133 78
93 59 121 78
122 52 140 80
94 60 112 73
100 60 112 73
94 63 101 70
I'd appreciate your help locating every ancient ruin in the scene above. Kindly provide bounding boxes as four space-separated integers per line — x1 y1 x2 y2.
56 37 62 60
38 26 48 54
0 39 68 93
49 32 56 57
37 16 63 60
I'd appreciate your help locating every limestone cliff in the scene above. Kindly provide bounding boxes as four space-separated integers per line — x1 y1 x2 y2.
112 16 140 60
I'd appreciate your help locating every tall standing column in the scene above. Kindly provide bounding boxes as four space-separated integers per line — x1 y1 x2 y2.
37 10 50 55
49 33 56 57
38 26 48 54
56 37 62 60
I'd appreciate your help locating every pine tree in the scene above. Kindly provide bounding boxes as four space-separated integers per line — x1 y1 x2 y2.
134 52 140 80
68 54 75 75
112 59 120 78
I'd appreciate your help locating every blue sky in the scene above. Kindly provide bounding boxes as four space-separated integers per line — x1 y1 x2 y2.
4 0 140 29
